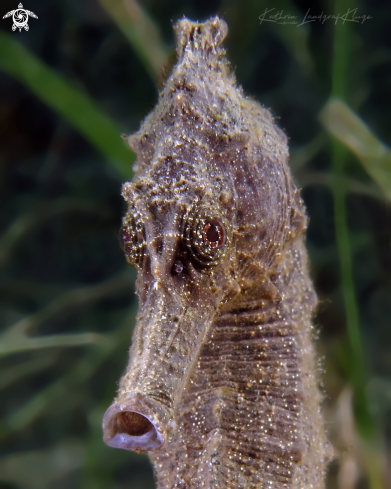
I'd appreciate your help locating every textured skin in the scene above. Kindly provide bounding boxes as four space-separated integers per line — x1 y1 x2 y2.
102 17 329 489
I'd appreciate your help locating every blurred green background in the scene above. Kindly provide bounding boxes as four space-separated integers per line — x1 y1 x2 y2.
0 0 390 488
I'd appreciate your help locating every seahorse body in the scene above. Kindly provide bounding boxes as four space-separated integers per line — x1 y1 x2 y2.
102 17 329 489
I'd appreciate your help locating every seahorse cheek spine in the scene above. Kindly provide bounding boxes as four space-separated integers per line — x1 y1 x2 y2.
102 16 329 489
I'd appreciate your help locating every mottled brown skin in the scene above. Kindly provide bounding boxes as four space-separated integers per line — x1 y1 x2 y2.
102 17 329 489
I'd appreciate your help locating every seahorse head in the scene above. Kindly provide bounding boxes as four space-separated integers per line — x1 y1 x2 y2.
102 16 306 454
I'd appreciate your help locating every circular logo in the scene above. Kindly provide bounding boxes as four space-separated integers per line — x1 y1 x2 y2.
12 8 28 31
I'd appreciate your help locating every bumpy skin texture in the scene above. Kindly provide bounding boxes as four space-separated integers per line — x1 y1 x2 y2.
102 17 329 489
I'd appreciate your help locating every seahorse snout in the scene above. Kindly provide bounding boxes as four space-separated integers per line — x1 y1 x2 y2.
102 280 221 453
102 391 169 452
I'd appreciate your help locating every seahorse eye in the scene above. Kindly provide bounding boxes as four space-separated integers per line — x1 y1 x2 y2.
121 216 146 267
184 207 228 270
172 259 184 275
121 227 131 252
203 220 225 249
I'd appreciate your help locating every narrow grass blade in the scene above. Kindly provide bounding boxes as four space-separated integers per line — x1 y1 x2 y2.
320 99 391 201
0 307 136 437
329 0 384 485
0 272 132 356
98 0 169 80
0 32 134 179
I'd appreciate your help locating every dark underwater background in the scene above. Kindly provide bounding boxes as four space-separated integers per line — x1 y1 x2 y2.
0 0 390 488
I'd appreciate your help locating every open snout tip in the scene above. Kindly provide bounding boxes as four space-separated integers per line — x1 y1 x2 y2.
102 399 166 452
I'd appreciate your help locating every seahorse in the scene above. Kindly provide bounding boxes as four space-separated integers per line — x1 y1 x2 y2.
102 16 329 489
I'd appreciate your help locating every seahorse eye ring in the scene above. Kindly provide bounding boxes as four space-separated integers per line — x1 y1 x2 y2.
184 207 228 269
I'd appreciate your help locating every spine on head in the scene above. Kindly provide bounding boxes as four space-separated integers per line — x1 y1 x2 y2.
174 17 228 59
